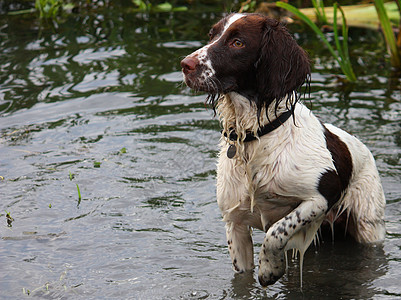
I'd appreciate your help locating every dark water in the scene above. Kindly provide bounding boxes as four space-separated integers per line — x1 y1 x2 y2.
0 5 400 299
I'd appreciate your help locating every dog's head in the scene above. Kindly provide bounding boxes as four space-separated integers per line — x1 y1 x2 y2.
181 13 310 113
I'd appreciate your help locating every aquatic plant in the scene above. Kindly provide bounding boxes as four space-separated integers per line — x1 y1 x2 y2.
69 171 81 207
276 1 357 82
76 184 82 207
35 0 73 19
132 0 188 13
374 0 401 68
8 0 74 19
22 270 68 296
332 4 355 81
296 2 400 29
239 0 257 13
312 0 328 25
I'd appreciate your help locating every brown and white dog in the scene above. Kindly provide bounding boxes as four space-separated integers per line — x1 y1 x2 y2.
180 13 385 287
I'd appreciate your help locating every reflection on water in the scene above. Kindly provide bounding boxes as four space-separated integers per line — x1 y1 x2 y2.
0 5 401 299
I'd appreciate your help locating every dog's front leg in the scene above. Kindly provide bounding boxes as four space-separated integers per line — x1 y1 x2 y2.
258 196 327 286
226 222 254 273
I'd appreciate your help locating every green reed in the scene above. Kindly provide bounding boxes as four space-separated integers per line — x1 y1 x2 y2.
277 1 357 82
374 0 401 68
69 171 81 207
35 0 73 19
312 0 328 25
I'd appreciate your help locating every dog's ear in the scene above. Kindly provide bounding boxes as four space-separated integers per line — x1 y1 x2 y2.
255 19 310 111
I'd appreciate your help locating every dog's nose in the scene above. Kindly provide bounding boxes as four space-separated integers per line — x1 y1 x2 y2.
181 57 198 73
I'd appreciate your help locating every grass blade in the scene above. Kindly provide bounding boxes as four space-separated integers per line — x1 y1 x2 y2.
276 2 339 62
312 0 327 24
76 184 82 207
374 0 401 68
339 5 356 80
335 3 356 81
318 0 327 24
277 1 356 81
332 4 343 60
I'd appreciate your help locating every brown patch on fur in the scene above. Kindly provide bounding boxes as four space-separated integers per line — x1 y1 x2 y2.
318 125 353 209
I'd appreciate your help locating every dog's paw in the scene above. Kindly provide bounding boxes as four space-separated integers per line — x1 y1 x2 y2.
231 257 255 273
257 246 285 287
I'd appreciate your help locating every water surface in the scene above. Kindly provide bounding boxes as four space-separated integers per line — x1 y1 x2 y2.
0 6 400 299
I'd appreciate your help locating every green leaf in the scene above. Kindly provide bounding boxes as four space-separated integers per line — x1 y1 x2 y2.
276 2 339 61
62 3 75 11
156 2 173 12
277 1 356 81
132 0 148 11
172 6 188 12
7 8 36 15
374 0 401 68
76 184 82 206
312 0 327 24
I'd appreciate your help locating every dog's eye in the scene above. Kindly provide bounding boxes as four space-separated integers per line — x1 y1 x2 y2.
231 39 245 48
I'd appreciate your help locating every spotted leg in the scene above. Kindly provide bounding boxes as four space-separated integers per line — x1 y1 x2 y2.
258 196 327 286
226 222 254 273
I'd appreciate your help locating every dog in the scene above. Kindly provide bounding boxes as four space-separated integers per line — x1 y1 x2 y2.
180 13 385 287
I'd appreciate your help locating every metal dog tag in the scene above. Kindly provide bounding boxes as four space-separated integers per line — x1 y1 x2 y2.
227 144 236 159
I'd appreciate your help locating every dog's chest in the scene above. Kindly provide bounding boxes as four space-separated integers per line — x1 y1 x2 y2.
217 145 302 230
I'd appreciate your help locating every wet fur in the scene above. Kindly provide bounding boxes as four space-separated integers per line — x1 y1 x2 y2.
181 13 386 287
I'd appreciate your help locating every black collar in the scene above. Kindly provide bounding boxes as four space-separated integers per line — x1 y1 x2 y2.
224 110 292 142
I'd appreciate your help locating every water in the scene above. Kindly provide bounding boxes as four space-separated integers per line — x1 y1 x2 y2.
0 5 400 299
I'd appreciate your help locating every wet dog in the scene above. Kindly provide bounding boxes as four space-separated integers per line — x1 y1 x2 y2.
181 13 385 286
